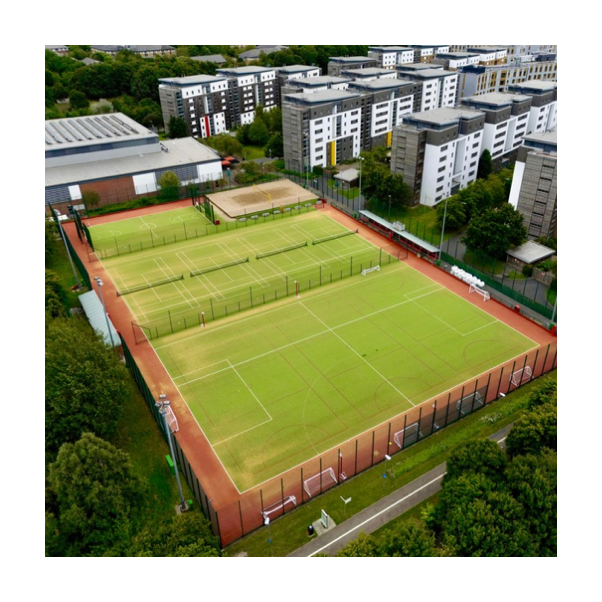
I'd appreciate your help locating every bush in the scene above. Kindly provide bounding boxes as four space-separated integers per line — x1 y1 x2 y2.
522 264 534 277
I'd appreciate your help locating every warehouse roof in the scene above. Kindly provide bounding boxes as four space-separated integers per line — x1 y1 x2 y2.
45 138 220 188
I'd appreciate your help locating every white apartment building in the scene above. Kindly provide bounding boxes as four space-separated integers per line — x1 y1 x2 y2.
462 92 533 163
368 46 415 69
408 69 458 111
391 107 485 206
341 68 398 82
507 80 557 135
466 47 508 65
407 45 451 63
283 76 352 95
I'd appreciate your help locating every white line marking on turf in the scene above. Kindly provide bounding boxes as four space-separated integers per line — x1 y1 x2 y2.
153 257 195 309
299 302 416 407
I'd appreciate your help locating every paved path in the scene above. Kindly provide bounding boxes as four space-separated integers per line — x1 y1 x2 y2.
288 424 514 557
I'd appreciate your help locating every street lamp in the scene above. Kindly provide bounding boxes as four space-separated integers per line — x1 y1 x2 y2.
93 277 115 348
438 197 449 263
156 394 188 513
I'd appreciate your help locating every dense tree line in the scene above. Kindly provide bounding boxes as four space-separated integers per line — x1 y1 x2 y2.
360 148 413 211
45 221 220 556
334 380 557 557
255 45 370 74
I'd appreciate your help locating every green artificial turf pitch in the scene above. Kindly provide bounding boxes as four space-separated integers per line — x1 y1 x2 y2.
99 207 536 492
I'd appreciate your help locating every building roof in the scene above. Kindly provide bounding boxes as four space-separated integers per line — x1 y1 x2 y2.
239 46 286 59
217 66 275 75
407 68 456 79
79 291 119 347
405 106 484 126
334 168 359 182
396 63 444 71
45 113 153 152
506 240 555 264
463 91 531 106
369 46 413 52
91 45 174 53
523 130 557 154
283 89 361 105
289 76 351 87
329 56 375 63
349 79 415 92
45 138 221 188
436 52 480 59
510 79 557 92
277 65 319 73
342 67 394 77
191 54 226 63
159 74 226 86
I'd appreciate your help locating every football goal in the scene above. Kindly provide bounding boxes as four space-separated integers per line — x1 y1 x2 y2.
304 468 337 498
261 495 297 520
510 366 533 387
393 422 422 449
469 283 490 301
456 390 484 417
361 265 381 276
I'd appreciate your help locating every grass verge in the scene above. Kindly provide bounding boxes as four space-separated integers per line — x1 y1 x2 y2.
223 371 556 557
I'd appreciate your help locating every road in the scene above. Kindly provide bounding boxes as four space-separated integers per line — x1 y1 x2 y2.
287 424 513 557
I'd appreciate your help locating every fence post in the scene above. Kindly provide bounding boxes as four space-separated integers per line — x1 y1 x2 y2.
260 489 264 515
301 467 304 503
355 440 358 474
319 458 323 494
371 431 375 466
496 367 505 398
431 400 438 432
281 478 285 515
387 424 391 456
444 393 451 426
401 414 408 448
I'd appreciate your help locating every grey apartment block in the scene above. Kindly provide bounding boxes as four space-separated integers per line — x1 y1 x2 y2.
390 126 426 204
514 137 557 239
327 56 379 76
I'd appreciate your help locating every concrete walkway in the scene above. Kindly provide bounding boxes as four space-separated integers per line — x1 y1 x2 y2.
288 424 514 557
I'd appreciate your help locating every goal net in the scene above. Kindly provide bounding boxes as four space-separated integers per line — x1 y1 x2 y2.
469 283 490 301
361 265 381 276
304 468 337 498
261 495 297 520
393 422 422 449
510 366 533 387
456 391 484 417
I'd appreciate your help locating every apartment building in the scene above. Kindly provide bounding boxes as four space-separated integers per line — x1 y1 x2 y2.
348 79 419 149
368 46 414 69
465 47 508 66
508 131 557 239
327 56 379 76
458 59 557 98
216 66 280 126
390 107 485 206
406 45 451 63
276 65 322 91
159 67 280 137
282 90 363 170
341 68 398 82
432 52 482 71
507 80 557 134
461 92 532 166
396 66 458 112
282 76 352 96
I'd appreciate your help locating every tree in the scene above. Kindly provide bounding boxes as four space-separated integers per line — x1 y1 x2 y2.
129 513 221 557
69 90 89 110
444 439 507 484
335 531 379 557
505 404 557 458
266 133 283 158
380 522 438 557
45 220 60 267
248 118 269 146
167 116 188 139
526 379 557 410
157 170 181 201
47 433 147 556
461 203 527 259
477 149 492 179
45 270 67 319
82 190 101 210
436 196 467 231
45 317 131 453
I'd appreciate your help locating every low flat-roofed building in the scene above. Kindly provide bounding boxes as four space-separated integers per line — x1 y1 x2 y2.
368 46 414 69
328 56 379 76
341 67 398 81
506 240 555 267
90 45 175 57
191 54 227 65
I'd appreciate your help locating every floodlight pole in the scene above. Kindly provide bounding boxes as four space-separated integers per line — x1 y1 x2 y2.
156 394 187 512
93 277 115 348
58 220 82 289
438 197 449 262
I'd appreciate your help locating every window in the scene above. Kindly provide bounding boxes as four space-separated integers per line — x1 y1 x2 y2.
440 155 448 162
